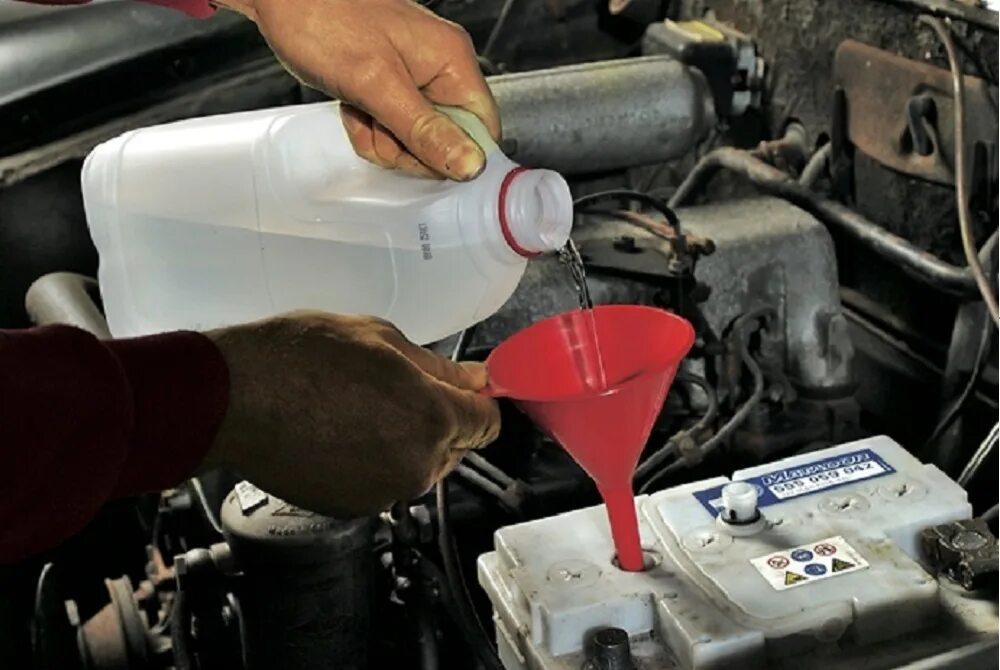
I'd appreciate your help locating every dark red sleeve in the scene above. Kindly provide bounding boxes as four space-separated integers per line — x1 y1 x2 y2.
0 326 229 565
15 0 216 19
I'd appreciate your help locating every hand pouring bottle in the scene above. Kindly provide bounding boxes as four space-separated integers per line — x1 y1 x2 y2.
82 104 573 342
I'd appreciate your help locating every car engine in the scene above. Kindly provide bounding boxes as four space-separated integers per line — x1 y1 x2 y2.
0 1 997 668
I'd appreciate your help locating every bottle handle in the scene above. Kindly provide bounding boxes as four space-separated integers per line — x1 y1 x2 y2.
436 106 498 154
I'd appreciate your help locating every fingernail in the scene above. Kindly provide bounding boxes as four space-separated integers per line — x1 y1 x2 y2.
445 142 486 181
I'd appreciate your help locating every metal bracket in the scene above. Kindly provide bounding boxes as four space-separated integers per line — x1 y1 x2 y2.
833 39 998 185
921 518 999 591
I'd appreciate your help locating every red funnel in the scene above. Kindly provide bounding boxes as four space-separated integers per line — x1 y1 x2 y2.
485 305 695 571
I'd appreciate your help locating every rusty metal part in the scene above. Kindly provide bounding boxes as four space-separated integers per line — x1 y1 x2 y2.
921 518 999 590
918 15 1000 325
607 209 716 257
751 121 810 172
834 39 998 186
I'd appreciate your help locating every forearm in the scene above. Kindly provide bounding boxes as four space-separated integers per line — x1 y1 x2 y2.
0 326 229 564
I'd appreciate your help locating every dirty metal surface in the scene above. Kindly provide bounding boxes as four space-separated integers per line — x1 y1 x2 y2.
879 0 999 30
477 197 852 393
490 56 716 174
834 39 999 186
676 0 997 345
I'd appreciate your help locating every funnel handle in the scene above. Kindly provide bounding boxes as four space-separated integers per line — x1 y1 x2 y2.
598 484 645 572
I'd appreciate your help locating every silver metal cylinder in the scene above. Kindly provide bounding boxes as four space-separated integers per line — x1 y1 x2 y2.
490 56 715 175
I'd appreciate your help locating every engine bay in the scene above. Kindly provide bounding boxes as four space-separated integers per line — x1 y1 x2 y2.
0 1 997 668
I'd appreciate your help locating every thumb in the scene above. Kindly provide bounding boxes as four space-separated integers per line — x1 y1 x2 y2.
432 379 502 450
373 319 487 391
409 348 489 392
346 58 486 180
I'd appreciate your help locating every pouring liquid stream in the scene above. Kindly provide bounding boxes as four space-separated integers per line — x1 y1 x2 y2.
559 240 608 391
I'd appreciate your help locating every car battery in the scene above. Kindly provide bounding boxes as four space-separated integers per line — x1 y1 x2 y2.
477 436 996 669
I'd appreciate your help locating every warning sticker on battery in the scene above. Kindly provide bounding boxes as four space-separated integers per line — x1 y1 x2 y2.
751 536 869 590
692 448 895 517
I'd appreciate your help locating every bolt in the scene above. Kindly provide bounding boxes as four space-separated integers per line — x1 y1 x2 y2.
951 530 988 551
589 627 633 670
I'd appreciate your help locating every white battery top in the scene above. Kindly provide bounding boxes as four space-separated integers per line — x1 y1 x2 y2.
478 436 980 670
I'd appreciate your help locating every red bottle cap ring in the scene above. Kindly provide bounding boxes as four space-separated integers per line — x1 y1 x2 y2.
498 167 541 259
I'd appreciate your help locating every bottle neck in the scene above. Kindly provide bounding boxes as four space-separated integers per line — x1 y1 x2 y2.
496 167 573 257
498 167 539 258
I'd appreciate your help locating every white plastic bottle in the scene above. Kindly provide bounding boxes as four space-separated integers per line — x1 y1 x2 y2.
82 103 573 343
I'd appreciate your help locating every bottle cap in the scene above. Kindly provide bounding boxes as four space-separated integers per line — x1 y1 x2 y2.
499 167 573 257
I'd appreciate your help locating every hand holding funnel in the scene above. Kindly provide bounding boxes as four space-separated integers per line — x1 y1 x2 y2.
484 305 695 571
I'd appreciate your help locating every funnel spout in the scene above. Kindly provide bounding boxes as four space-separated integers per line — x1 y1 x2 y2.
599 484 644 572
484 305 695 573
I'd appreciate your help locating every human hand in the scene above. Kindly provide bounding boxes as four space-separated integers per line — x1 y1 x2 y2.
219 0 500 180
201 311 500 517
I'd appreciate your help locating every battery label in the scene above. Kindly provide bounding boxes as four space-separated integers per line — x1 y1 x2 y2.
692 448 895 517
751 536 869 590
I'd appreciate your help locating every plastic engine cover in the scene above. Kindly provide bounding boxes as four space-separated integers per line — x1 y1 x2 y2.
477 436 982 669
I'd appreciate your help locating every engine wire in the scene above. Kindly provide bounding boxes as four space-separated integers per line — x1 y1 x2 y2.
573 190 682 234
454 463 507 501
638 310 772 493
799 143 832 188
919 15 1000 325
465 451 516 488
434 327 504 670
482 0 519 61
695 310 769 457
922 230 998 454
435 477 503 670
633 374 718 482
637 459 687 493
923 308 994 451
577 208 679 244
189 476 224 535
957 421 999 487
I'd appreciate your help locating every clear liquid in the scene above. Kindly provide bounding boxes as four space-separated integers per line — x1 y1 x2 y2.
560 239 593 310
559 240 607 390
